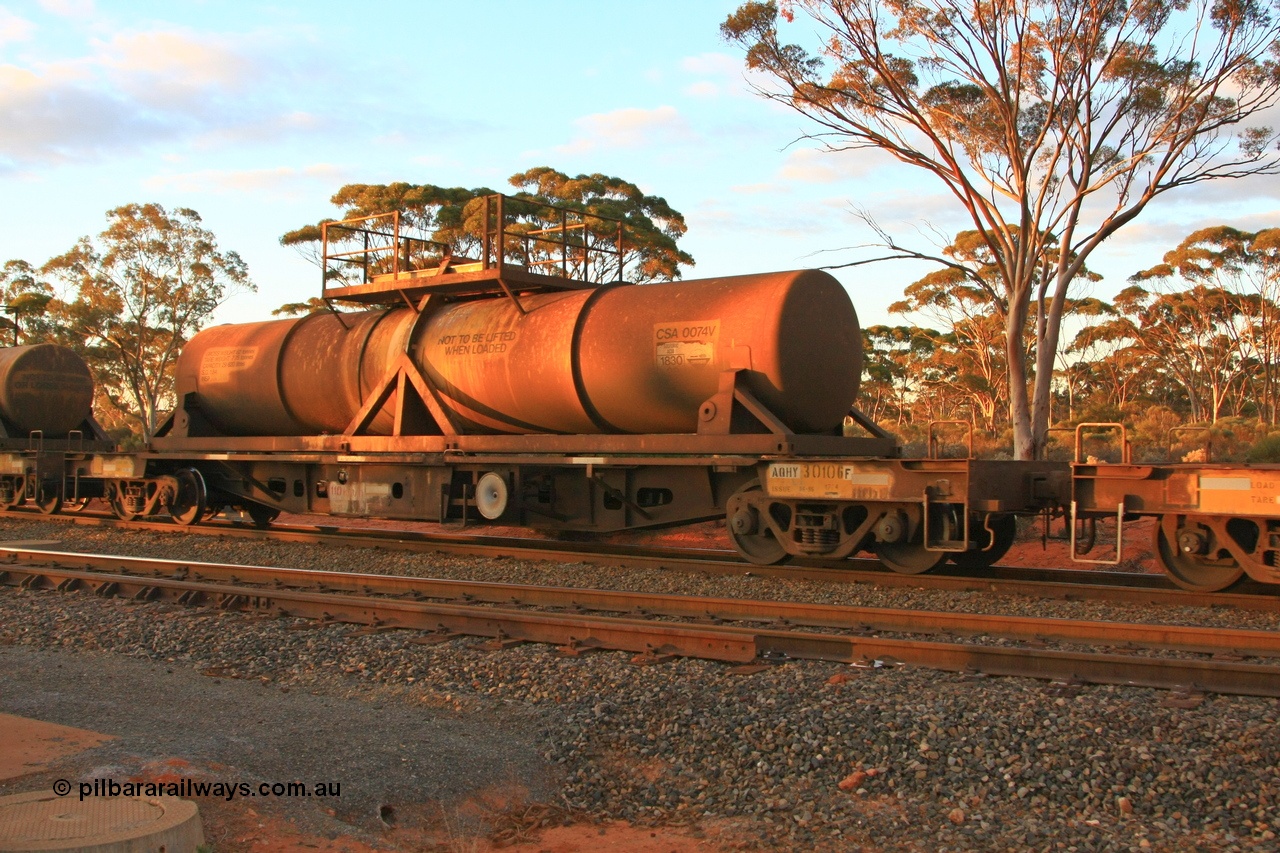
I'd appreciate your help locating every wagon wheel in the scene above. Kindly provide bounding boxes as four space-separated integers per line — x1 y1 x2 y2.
33 482 62 515
109 482 138 522
1153 515 1243 592
874 538 947 574
167 468 207 527
726 480 790 565
873 507 949 575
950 513 1017 570
1073 516 1097 556
246 503 281 529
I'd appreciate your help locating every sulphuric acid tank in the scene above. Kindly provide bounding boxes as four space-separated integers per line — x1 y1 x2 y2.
0 344 95 437
175 270 862 436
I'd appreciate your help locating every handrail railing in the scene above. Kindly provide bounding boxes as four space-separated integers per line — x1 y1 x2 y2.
1168 425 1212 463
321 194 627 297
1074 422 1131 464
480 194 624 284
321 212 452 289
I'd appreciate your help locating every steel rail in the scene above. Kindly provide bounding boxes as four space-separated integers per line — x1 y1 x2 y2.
3 551 1280 696
2 547 1276 658
7 509 1280 612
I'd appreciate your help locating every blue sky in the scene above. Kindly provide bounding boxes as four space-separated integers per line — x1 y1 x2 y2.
3 0 1280 330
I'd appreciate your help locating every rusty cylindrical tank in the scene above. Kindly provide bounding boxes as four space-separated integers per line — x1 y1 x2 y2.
173 310 414 436
0 344 95 437
175 270 862 436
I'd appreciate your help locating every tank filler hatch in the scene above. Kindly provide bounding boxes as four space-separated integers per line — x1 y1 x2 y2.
320 194 627 314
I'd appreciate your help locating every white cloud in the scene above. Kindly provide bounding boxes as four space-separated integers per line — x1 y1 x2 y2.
777 147 901 184
679 52 747 100
730 182 791 195
193 111 324 149
692 197 832 239
0 26 317 170
681 53 740 77
38 0 94 17
144 163 349 196
684 80 719 98
0 63 171 169
98 30 259 103
721 148 921 198
408 153 457 169
1158 170 1280 207
554 105 696 155
0 7 35 43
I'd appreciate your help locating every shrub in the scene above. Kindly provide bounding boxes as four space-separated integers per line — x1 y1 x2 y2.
1246 433 1280 463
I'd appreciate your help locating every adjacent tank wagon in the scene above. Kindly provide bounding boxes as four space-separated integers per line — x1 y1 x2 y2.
0 343 116 513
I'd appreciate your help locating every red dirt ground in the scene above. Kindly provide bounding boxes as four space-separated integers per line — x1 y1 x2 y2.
2 717 739 851
0 714 115 782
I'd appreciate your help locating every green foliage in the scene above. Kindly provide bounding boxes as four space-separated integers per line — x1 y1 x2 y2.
1069 226 1280 426
504 167 694 282
1246 433 1280 463
0 260 57 344
280 168 694 307
723 0 1280 458
865 224 1280 452
42 203 254 439
270 297 362 317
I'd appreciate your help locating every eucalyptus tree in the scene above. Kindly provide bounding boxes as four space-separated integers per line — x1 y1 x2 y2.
0 260 56 344
1085 284 1257 422
861 324 937 425
42 204 253 439
281 167 694 296
723 0 1280 457
1131 226 1280 422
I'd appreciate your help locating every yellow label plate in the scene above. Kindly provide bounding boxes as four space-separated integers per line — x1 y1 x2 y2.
91 456 140 478
0 454 25 476
1198 473 1280 515
766 462 890 500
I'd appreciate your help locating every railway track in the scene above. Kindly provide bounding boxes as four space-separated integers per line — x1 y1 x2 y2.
4 507 1280 612
4 546 1280 697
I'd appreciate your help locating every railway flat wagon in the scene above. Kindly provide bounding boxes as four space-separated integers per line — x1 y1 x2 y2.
108 195 1062 573
1071 423 1280 591
24 197 1280 590
14 198 1280 596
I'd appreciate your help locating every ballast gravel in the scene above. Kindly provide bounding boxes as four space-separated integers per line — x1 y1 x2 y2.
1 515 1279 851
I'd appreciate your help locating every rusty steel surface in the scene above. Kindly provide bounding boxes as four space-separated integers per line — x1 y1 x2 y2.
172 309 415 436
149 432 895 456
4 554 1280 696
0 345 94 437
172 270 861 438
1073 462 1280 587
1074 462 1280 517
570 270 861 434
